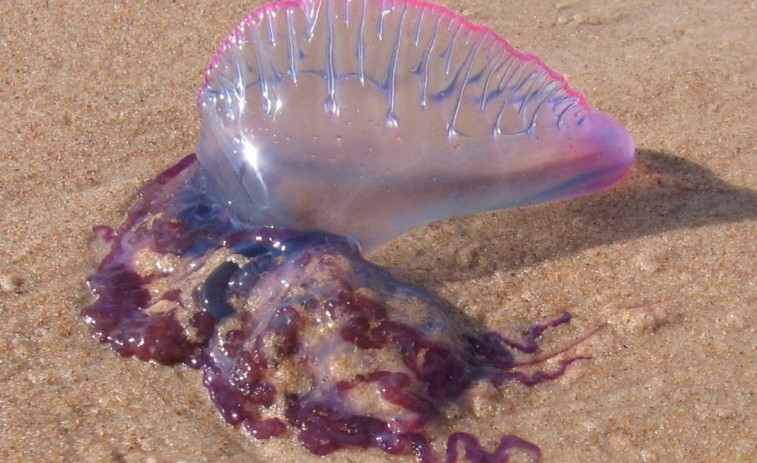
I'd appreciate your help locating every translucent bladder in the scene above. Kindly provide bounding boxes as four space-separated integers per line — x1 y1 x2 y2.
197 0 635 250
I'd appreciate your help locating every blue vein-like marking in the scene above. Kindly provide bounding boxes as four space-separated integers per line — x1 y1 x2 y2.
343 0 351 24
251 28 273 115
479 53 506 111
358 0 366 83
487 54 517 106
261 12 285 91
418 12 441 109
494 64 534 135
220 48 244 120
448 32 484 136
267 9 277 45
516 75 538 135
479 40 504 112
286 8 298 83
385 0 408 126
377 0 385 40
324 0 337 113
227 48 244 106
523 78 562 135
556 97 579 128
464 35 494 86
413 5 423 45
444 18 461 75
516 71 541 120
305 0 319 40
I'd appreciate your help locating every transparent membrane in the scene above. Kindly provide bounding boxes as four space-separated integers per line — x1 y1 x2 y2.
197 0 635 250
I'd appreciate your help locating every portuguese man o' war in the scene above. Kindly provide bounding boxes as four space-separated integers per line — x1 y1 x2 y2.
83 1 635 462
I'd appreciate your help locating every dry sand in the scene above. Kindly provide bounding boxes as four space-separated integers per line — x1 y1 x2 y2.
0 0 754 462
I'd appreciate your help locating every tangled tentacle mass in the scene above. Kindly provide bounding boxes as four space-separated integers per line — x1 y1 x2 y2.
85 155 586 462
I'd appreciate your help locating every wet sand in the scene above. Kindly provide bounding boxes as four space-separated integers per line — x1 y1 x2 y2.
0 0 754 462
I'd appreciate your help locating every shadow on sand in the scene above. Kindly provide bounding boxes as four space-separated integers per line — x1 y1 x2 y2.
382 149 757 284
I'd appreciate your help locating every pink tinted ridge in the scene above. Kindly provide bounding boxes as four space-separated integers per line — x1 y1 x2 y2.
202 0 588 106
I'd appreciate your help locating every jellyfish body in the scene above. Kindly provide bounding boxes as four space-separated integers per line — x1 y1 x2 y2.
197 0 634 250
84 1 635 461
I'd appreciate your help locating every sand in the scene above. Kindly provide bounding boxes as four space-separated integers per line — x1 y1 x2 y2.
0 0 754 462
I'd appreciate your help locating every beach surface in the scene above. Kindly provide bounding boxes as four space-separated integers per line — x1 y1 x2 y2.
1 0 755 462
